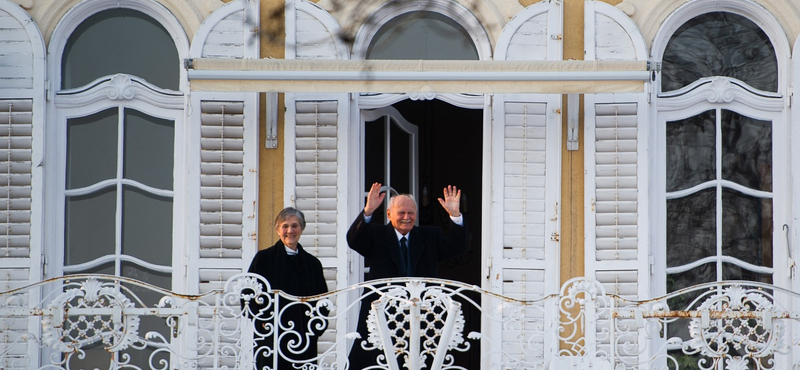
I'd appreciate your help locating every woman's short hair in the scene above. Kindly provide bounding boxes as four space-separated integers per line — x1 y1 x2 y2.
274 207 306 230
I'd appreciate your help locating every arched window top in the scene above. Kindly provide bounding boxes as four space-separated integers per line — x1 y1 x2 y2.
61 8 179 90
661 12 777 93
366 11 478 60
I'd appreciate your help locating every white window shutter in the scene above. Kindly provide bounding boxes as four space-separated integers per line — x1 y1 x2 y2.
583 4 649 364
585 98 645 298
490 97 562 364
193 0 259 59
286 0 347 60
584 95 647 367
0 100 32 260
189 0 260 295
293 100 340 266
0 2 45 368
199 101 247 259
285 97 349 358
491 1 563 366
583 0 649 300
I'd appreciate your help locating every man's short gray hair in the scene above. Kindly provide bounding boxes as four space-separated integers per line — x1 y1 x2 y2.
388 194 417 210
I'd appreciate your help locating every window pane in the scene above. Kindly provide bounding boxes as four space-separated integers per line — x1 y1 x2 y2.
121 186 172 265
666 110 715 192
64 187 116 265
61 9 179 90
721 110 772 192
721 188 772 268
667 264 716 299
721 263 772 285
367 11 478 60
667 188 716 268
662 12 777 92
124 109 174 190
66 109 117 189
389 121 411 195
364 118 386 224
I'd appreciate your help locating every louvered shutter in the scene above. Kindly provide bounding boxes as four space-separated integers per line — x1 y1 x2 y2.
199 101 247 259
585 99 643 298
584 96 647 366
0 100 32 261
192 95 258 370
584 4 650 366
191 95 259 285
189 0 259 296
0 3 45 369
491 1 562 366
583 0 649 300
196 0 259 59
285 96 349 357
293 100 338 259
0 99 35 370
490 97 561 365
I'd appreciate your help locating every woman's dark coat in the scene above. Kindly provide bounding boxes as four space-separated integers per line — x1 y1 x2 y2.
245 240 328 370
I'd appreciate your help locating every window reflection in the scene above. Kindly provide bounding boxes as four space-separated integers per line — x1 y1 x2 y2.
667 188 716 268
721 110 772 192
666 111 715 192
662 12 777 92
665 109 773 294
721 188 772 270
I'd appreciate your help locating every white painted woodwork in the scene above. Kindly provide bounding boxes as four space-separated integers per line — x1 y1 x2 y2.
287 0 348 60
189 0 260 297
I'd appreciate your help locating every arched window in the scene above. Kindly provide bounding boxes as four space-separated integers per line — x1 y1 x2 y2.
61 9 179 90
661 12 777 92
654 8 786 369
366 11 478 60
46 4 187 368
659 9 778 297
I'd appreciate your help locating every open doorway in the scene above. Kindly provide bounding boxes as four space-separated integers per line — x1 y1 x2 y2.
362 98 483 367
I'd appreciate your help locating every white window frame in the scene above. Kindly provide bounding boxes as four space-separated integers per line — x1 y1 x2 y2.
44 0 190 291
650 3 792 367
650 0 792 295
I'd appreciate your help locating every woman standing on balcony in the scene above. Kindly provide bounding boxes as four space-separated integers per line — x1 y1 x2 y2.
245 207 329 369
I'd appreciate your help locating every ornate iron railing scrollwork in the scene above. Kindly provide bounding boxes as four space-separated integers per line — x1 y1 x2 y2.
2 275 800 369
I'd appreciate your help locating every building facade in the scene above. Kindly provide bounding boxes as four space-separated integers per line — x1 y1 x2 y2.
2 0 800 368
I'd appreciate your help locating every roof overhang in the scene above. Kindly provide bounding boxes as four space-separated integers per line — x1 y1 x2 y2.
185 58 652 94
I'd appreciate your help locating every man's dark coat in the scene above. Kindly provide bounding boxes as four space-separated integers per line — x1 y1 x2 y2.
346 211 469 369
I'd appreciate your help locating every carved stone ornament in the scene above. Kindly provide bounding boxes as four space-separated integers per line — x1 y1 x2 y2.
106 74 138 100
706 77 736 104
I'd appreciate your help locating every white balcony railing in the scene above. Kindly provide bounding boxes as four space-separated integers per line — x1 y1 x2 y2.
2 274 800 370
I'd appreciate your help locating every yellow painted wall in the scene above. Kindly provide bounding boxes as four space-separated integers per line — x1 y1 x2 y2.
258 0 286 249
